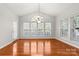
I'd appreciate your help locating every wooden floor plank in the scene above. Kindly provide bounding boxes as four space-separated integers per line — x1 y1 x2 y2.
0 38 79 56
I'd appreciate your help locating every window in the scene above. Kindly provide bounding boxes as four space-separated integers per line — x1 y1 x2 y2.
31 23 37 31
75 16 79 28
23 23 30 37
31 23 37 36
74 16 79 40
45 23 51 36
23 23 30 30
60 18 68 37
23 22 51 37
38 23 44 36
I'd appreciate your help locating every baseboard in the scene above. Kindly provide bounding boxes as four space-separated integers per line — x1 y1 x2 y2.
0 37 79 49
54 37 79 49
0 39 17 49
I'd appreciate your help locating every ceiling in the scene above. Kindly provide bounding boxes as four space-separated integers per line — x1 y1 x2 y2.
2 3 79 16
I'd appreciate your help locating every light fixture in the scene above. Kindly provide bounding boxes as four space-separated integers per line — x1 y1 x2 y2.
31 3 44 23
32 15 43 23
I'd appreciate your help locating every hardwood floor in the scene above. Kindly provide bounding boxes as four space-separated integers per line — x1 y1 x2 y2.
0 38 79 56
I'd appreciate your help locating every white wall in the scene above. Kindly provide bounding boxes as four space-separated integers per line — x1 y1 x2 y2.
19 12 56 38
56 3 79 48
0 4 18 48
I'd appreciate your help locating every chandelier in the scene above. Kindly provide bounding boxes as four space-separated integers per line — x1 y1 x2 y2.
32 3 44 23
32 16 43 23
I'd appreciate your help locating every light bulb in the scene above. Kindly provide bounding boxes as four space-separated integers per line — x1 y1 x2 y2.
38 20 41 23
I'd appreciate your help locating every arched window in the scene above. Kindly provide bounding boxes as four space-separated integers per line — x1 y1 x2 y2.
23 16 51 38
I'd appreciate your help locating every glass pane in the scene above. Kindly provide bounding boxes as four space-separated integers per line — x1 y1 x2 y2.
45 23 51 30
74 16 79 40
23 23 30 30
31 23 37 36
31 23 37 30
38 23 44 30
45 23 51 36
75 16 79 28
60 19 68 37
